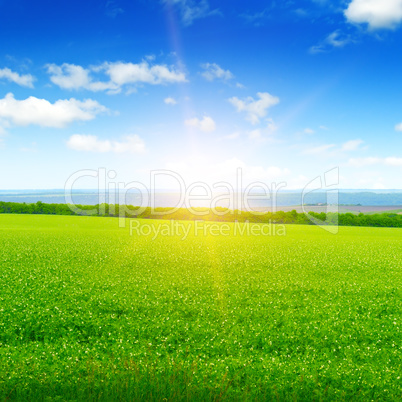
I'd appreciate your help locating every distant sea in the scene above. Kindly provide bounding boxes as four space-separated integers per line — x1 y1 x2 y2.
1 190 402 208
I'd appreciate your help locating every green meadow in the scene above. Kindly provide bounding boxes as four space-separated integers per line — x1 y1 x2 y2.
0 214 401 401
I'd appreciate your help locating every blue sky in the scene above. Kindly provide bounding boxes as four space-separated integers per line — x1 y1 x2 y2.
1 0 402 190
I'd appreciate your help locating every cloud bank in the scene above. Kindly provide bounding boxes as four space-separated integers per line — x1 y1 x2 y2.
46 61 187 94
0 93 107 128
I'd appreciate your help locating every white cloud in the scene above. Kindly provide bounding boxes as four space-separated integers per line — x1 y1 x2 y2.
164 0 219 26
228 92 280 125
304 139 363 156
348 156 402 167
341 139 364 151
47 64 90 89
201 63 234 82
310 30 354 54
385 156 402 166
326 31 353 47
345 0 402 30
304 128 315 134
0 67 35 88
304 144 335 155
46 61 187 94
67 134 145 153
46 63 115 92
395 122 402 131
0 93 107 128
185 116 216 132
222 132 240 140
164 97 177 105
104 61 187 86
348 157 381 167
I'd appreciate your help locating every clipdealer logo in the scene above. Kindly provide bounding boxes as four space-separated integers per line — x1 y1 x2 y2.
64 167 340 234
129 220 286 241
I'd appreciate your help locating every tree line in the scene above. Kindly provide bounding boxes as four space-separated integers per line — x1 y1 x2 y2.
1 201 402 228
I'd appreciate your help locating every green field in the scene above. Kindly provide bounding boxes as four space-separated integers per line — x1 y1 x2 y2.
0 215 401 401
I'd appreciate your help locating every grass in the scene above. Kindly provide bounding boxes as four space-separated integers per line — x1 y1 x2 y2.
0 214 401 401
